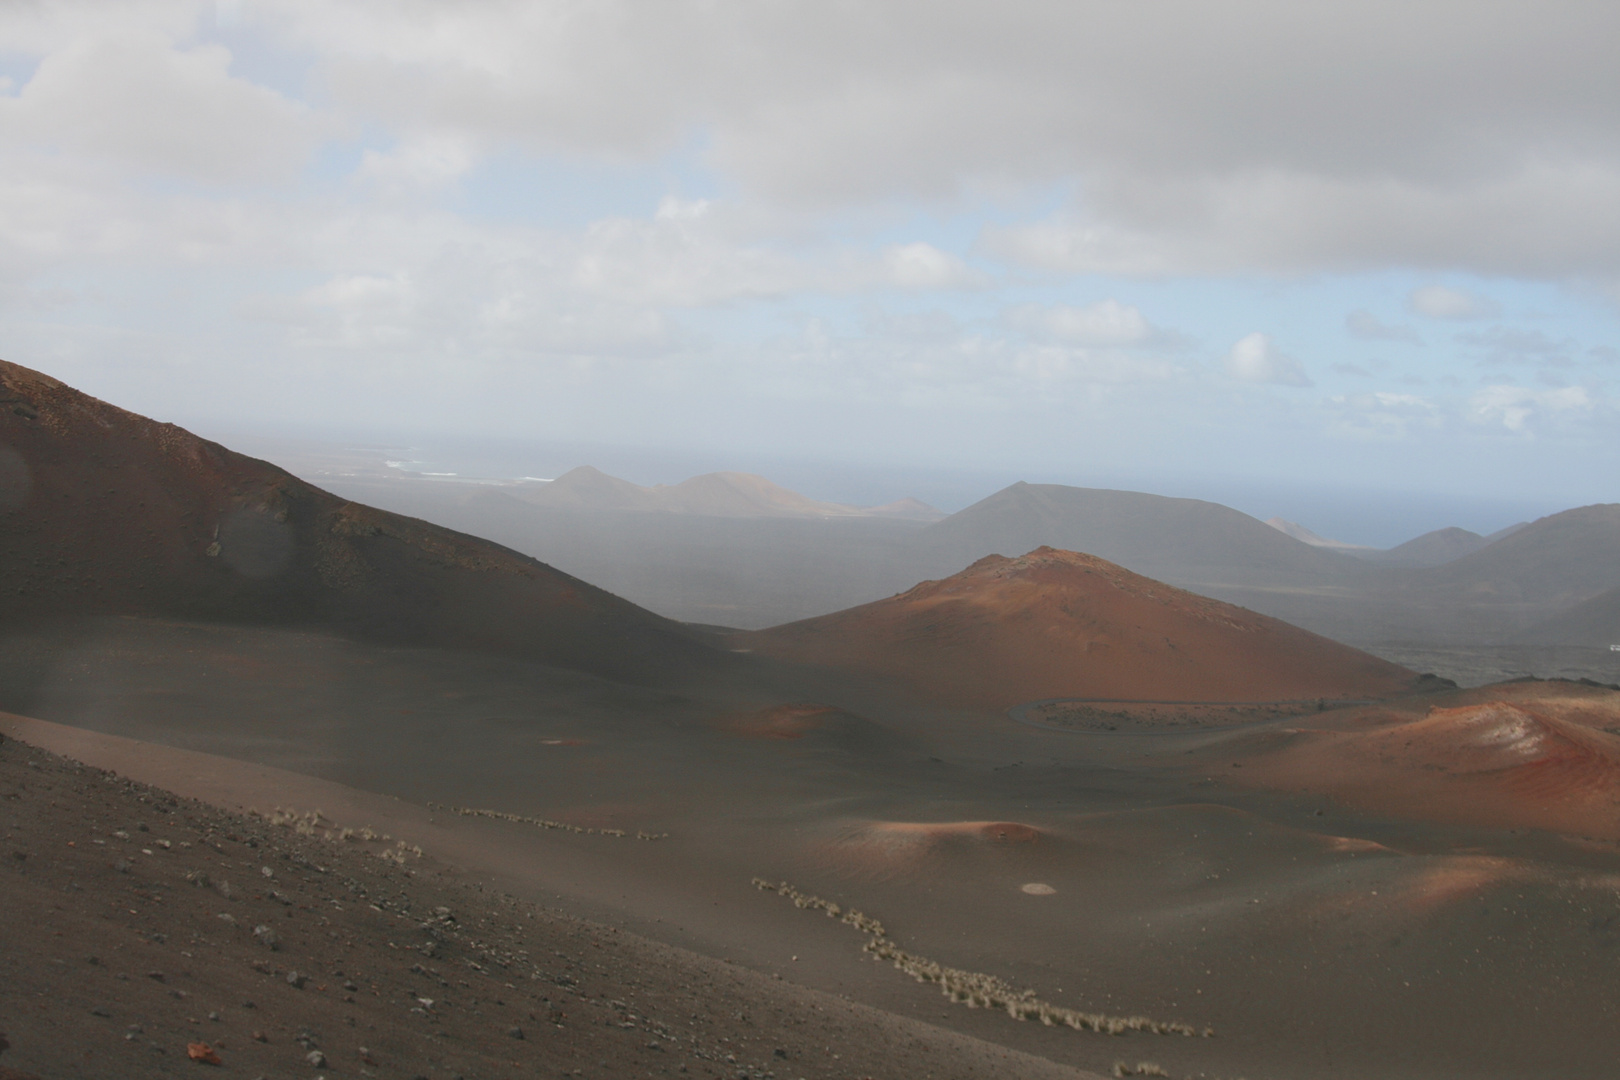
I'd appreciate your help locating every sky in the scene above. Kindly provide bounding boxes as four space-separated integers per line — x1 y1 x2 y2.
1 1 1618 543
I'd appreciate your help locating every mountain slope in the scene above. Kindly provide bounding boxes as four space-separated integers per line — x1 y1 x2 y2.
0 361 719 683
735 547 1419 709
917 483 1374 590
1361 526 1491 567
1516 585 1620 647
1410 505 1620 607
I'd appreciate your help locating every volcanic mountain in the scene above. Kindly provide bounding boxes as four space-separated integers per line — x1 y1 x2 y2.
913 482 1374 591
735 547 1419 709
0 360 718 683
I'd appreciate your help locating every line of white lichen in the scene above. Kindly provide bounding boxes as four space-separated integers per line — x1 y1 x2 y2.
427 802 667 840
752 877 1210 1038
247 806 422 864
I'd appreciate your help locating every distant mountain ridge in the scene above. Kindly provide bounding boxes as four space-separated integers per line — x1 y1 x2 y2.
507 466 944 521
915 482 1376 591
299 462 1620 642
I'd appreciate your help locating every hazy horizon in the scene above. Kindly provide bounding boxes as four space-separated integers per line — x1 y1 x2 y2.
202 416 1569 549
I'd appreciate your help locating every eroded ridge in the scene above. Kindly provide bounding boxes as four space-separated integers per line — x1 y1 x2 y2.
428 802 668 840
752 878 1210 1038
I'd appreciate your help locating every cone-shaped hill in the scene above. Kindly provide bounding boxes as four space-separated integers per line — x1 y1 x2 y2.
736 547 1419 709
0 360 719 683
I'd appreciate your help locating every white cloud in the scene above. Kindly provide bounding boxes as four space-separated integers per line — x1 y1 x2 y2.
1467 384 1591 431
1006 299 1153 346
0 31 317 184
1373 392 1432 409
1345 309 1422 344
1008 344 1176 385
1410 285 1500 320
572 201 823 306
1322 390 1441 440
1226 332 1311 387
356 134 480 193
880 242 983 289
1455 326 1573 366
238 1 1620 278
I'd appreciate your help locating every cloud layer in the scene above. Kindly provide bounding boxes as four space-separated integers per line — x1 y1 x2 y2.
0 0 1613 507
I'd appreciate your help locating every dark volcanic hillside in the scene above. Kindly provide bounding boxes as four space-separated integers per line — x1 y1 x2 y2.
0 361 719 683
1360 525 1495 568
737 547 1419 709
1518 585 1620 647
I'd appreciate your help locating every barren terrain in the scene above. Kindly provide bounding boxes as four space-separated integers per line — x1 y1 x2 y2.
6 363 1620 1079
0 728 1101 1080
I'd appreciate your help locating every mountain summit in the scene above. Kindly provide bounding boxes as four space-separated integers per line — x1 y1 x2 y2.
737 546 1418 709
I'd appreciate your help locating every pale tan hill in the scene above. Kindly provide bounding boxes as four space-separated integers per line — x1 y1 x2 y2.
0 360 718 683
1264 516 1376 552
735 547 1419 709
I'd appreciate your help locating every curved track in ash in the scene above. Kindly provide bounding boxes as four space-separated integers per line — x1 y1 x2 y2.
1007 696 1376 737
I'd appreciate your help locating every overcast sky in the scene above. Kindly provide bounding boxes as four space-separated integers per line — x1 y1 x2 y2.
2 1 1617 538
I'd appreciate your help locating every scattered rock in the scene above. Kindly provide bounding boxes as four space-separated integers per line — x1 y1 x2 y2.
251 925 279 951
304 1049 327 1068
186 1041 222 1065
507 1026 524 1040
286 971 307 989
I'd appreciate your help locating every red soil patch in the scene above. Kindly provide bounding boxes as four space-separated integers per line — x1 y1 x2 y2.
715 703 851 739
736 548 1417 710
815 819 1046 873
0 360 714 683
1233 682 1620 839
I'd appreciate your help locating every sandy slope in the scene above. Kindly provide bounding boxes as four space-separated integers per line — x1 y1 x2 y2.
0 720 1102 1080
738 547 1419 709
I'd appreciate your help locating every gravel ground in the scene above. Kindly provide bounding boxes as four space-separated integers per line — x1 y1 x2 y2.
0 731 1099 1080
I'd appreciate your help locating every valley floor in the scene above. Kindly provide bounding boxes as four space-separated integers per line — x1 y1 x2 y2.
5 618 1619 1080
